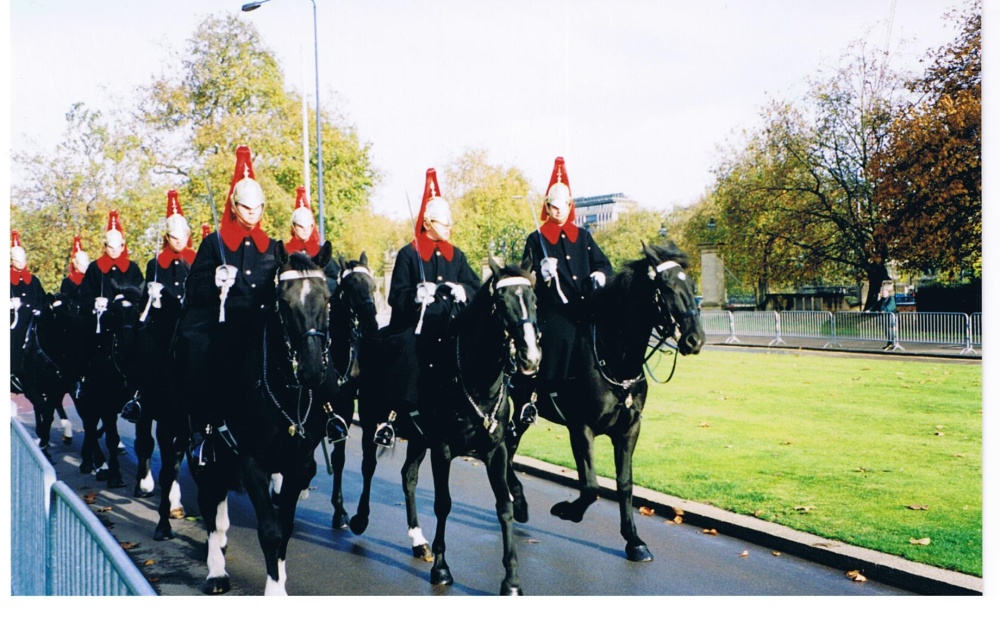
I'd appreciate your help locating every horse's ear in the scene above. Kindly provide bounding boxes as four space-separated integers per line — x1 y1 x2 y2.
520 254 533 273
314 241 333 268
359 252 368 267
488 255 501 276
641 240 658 263
275 241 289 267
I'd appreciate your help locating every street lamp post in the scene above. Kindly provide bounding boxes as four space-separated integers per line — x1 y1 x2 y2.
241 0 325 239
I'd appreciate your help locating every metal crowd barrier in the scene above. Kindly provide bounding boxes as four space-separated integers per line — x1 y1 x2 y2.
10 419 156 596
700 310 981 354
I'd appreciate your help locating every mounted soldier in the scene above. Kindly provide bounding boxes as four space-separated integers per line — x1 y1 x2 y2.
79 210 145 316
520 156 612 422
285 185 340 294
60 235 91 300
177 144 278 463
371 168 480 445
121 190 196 423
10 230 47 394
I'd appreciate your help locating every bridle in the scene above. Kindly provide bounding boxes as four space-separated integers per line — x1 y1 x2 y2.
329 264 376 387
456 274 538 434
260 266 332 439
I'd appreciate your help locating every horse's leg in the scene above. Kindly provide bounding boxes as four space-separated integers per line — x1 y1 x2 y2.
550 422 599 523
401 439 432 560
101 406 126 488
347 423 378 535
330 400 351 529
133 412 156 497
428 444 454 586
154 421 186 541
484 444 523 595
78 407 99 474
241 456 287 596
613 423 653 562
54 396 73 444
198 481 232 595
505 419 530 523
28 389 54 452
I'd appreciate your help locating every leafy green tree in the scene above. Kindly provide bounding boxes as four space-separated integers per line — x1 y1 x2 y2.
589 204 666 271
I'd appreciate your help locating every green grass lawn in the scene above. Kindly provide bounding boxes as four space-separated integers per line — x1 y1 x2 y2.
516 347 983 577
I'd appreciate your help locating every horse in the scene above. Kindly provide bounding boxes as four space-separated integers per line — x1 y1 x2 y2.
354 257 541 595
188 242 340 595
10 294 82 453
322 253 380 530
507 241 704 562
71 288 142 488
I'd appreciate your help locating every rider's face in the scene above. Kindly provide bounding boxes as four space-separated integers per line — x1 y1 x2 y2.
292 222 313 242
546 201 570 225
424 219 451 242
235 201 264 229
104 242 124 260
166 233 187 252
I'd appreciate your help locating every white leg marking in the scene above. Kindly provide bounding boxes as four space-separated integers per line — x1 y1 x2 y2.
169 481 182 512
271 473 283 496
139 470 154 494
61 418 73 437
408 527 429 547
216 498 230 549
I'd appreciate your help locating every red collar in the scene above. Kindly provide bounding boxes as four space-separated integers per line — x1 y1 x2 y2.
415 234 454 261
157 247 197 268
285 235 320 258
220 220 270 253
540 220 579 244
96 254 132 274
67 269 85 286
10 267 32 286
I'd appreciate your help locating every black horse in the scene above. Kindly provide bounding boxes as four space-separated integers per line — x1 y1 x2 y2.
11 294 83 453
508 241 704 562
355 257 541 595
323 254 380 530
68 288 141 488
189 243 339 595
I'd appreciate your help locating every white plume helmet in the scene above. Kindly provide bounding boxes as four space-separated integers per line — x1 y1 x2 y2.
291 206 315 228
73 250 91 272
546 182 571 209
10 246 26 268
105 228 125 249
232 177 265 209
165 215 190 240
424 196 452 226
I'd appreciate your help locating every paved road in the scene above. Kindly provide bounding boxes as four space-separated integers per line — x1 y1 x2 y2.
13 390 956 597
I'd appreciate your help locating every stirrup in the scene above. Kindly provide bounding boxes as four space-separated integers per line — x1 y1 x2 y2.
326 414 349 444
192 436 211 467
120 391 141 423
215 422 239 455
373 411 396 448
10 374 24 395
519 392 539 425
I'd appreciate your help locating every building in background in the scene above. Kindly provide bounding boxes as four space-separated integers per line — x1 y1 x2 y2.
573 193 636 231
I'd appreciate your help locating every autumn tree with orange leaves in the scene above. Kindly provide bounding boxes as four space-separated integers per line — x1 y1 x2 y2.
870 0 981 280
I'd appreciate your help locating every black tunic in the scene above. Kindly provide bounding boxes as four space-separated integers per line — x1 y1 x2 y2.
377 241 481 408
10 273 47 378
79 258 145 306
522 226 612 383
134 255 192 394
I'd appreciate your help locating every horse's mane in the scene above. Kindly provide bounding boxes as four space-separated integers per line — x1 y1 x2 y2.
286 251 322 272
593 242 690 315
461 263 532 327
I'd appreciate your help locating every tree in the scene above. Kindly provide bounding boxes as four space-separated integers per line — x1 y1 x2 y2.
871 0 981 278
712 40 911 310
589 205 666 271
442 149 537 270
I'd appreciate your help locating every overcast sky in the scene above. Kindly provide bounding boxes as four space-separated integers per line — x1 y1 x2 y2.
3 0 975 221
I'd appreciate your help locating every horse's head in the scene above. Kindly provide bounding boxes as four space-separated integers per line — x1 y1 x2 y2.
274 241 333 388
485 255 542 376
642 241 704 355
335 252 379 338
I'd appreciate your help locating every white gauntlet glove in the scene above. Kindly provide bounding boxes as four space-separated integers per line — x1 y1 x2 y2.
147 281 164 309
215 265 237 289
444 282 468 304
94 296 109 314
540 257 559 282
113 293 131 308
415 282 437 305
590 271 606 289
10 297 21 312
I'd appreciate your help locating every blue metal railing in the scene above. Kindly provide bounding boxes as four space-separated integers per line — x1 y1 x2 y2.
10 419 156 596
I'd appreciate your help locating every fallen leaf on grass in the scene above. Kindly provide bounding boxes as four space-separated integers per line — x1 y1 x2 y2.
185 516 203 522
754 510 765 518
673 508 685 516
794 505 814 512
935 432 945 437
83 492 97 504
936 425 946 429
144 559 155 566
702 529 718 535
639 506 655 516
671 515 683 524
772 551 782 557
738 550 749 558
846 570 867 582
909 537 931 545
119 542 139 550
907 504 929 510
699 422 710 428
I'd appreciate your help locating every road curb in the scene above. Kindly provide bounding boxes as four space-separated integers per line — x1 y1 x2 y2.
511 454 983 596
